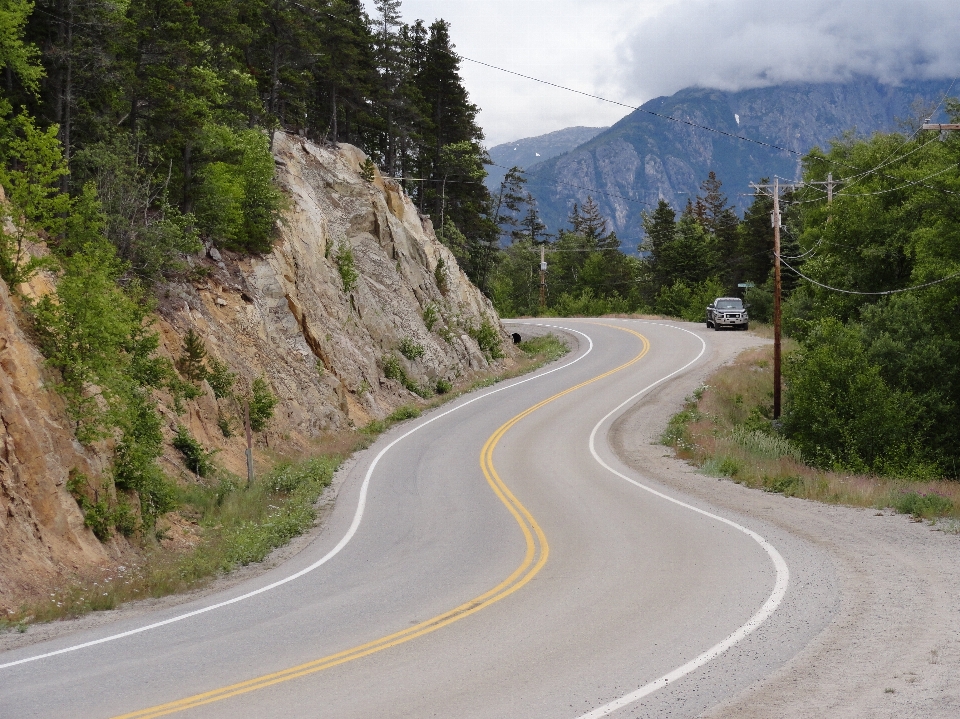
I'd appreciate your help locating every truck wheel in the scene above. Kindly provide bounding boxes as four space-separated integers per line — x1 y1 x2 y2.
713 323 720 331
743 323 749 331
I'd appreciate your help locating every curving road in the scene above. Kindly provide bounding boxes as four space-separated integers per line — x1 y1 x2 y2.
0 319 836 718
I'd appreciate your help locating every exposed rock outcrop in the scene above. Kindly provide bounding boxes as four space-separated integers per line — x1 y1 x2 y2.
0 133 513 610
0 281 110 612
154 134 511 475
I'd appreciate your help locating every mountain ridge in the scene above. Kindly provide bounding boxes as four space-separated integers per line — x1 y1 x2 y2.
520 78 955 246
485 126 607 190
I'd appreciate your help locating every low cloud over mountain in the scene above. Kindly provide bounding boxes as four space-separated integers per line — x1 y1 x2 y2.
622 0 960 100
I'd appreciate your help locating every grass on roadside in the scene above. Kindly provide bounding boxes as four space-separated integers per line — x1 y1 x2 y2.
5 333 571 628
10 456 339 625
663 344 960 523
358 332 570 440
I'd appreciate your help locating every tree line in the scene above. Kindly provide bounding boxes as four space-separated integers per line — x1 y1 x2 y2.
488 168 793 319
1 0 492 283
488 104 960 481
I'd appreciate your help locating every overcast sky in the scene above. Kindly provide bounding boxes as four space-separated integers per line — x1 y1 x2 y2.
364 1 960 147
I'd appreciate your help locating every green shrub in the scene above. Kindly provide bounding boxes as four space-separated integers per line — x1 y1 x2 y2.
655 278 727 321
546 289 633 317
0 110 68 287
731 426 802 462
66 473 142 540
661 408 700 447
267 457 337 494
246 377 278 432
173 425 217 478
194 126 283 254
783 319 916 474
703 456 741 478
387 405 421 422
423 304 439 331
383 354 405 382
518 333 569 362
435 378 452 394
892 492 954 519
434 256 449 294
71 136 201 283
335 241 359 292
361 418 387 435
206 357 236 399
176 329 208 383
359 157 376 182
398 337 425 360
762 475 803 496
468 319 503 359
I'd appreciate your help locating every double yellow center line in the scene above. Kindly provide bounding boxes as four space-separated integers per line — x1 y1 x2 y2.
114 324 649 718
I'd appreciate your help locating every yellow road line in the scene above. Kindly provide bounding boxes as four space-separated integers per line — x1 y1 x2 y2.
112 325 650 719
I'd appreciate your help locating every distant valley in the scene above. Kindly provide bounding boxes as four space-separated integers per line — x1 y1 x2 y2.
493 79 955 248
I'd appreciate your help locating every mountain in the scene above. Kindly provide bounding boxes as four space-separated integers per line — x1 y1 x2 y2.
522 79 955 248
485 126 607 190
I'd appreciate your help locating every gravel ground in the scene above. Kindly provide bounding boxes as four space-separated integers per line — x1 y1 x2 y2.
609 322 960 719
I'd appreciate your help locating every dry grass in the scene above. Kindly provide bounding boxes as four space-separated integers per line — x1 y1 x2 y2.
664 344 960 522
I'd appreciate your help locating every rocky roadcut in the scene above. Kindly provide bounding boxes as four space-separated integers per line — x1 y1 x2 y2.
0 134 514 614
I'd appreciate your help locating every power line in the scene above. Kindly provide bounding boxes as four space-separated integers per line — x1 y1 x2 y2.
779 256 960 295
459 55 803 158
459 54 960 197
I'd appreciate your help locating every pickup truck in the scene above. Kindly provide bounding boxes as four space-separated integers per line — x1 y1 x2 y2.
706 297 749 330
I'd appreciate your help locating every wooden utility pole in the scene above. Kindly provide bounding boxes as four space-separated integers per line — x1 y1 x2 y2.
804 172 840 205
772 177 782 419
244 400 254 487
750 178 801 419
922 122 960 131
539 245 546 310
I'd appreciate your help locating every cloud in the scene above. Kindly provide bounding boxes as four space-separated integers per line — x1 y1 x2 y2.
622 0 960 99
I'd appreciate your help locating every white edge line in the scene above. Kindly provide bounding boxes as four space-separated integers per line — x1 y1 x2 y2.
0 323 592 671
575 320 790 719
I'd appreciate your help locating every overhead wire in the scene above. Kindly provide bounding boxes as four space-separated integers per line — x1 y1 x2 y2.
458 54 960 198
778 255 960 295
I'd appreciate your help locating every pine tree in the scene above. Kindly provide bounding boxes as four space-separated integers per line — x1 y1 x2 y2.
177 328 207 383
493 166 527 240
642 199 677 291
693 171 738 286
514 194 547 245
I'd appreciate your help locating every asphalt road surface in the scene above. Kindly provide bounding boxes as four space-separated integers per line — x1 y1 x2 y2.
0 319 837 718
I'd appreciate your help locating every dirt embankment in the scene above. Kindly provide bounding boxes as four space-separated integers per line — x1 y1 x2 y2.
0 133 514 612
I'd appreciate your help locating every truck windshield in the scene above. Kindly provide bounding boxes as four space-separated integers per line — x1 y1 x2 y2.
716 299 743 309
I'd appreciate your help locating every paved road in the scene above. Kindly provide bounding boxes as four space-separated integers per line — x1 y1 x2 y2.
0 319 835 718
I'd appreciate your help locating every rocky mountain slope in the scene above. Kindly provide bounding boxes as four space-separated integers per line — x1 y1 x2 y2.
523 78 954 246
0 133 513 611
485 126 607 190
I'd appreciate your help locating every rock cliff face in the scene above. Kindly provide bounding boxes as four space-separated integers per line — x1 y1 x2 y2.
0 133 512 610
155 134 510 472
524 78 955 246
0 280 110 612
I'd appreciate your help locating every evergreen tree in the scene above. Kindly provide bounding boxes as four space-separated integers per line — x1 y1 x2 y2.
737 181 775 286
642 199 677 292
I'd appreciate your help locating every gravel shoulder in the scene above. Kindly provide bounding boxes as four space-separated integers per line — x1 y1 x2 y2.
609 323 960 718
